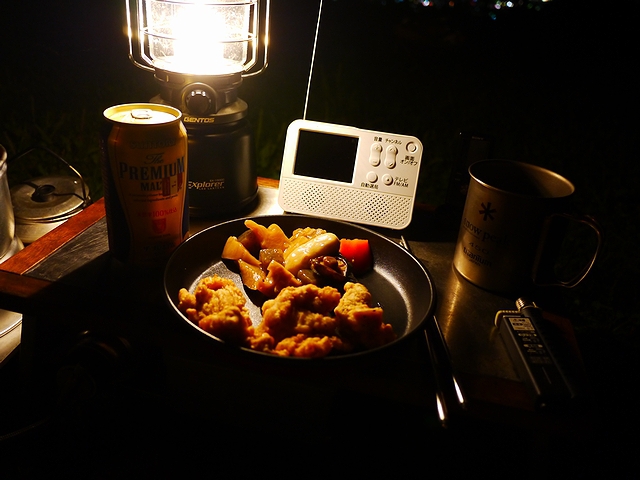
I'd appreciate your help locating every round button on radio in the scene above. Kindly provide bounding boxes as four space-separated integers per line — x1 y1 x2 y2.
366 171 378 183
382 174 393 186
406 142 418 154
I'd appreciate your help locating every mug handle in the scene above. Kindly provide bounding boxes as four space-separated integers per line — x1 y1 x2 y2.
533 213 603 288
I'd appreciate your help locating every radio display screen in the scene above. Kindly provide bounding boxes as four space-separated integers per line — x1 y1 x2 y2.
293 130 359 184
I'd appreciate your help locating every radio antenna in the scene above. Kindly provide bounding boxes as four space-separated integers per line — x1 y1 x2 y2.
303 0 324 120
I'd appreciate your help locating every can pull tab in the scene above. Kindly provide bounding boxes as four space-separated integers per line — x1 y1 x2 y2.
131 109 153 120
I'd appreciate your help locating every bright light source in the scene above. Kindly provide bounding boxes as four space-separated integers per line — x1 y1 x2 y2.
127 0 269 77
436 394 446 423
146 0 250 75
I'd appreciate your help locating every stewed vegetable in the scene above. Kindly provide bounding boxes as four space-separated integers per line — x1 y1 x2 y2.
339 238 373 275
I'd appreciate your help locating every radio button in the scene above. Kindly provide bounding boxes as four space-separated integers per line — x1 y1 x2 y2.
385 146 397 168
369 143 382 166
382 174 393 186
366 171 378 183
406 142 418 154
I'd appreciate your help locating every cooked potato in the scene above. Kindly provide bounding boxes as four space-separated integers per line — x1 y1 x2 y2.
221 236 261 266
244 219 289 250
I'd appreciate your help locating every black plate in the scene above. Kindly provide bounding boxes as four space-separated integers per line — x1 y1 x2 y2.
164 214 436 360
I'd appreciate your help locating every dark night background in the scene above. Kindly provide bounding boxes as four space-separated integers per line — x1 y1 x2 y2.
1 0 638 476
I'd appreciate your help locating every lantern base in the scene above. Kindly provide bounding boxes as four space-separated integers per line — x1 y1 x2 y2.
153 70 243 116
151 94 258 217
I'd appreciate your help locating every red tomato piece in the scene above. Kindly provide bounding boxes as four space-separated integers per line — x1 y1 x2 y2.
339 238 373 275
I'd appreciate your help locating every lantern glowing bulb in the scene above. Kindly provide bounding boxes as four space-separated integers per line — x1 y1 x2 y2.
146 0 248 75
162 3 231 74
127 0 268 77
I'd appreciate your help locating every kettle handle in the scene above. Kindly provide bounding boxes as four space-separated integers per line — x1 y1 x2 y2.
7 145 91 206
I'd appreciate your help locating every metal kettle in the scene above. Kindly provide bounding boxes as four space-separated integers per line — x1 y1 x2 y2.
0 144 23 263
7 146 91 244
1 144 23 366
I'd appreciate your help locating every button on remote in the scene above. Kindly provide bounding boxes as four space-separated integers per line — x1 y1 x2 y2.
385 146 397 168
369 143 382 166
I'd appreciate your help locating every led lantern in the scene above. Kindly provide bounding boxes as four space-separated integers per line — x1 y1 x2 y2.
126 0 270 216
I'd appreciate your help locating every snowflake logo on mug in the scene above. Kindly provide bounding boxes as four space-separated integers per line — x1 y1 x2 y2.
479 202 496 221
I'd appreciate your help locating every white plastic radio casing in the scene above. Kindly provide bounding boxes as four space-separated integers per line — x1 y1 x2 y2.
278 119 423 230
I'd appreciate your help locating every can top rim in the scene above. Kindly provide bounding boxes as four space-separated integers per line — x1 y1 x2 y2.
103 103 182 125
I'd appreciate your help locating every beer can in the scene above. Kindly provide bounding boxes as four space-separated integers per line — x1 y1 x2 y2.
100 103 188 266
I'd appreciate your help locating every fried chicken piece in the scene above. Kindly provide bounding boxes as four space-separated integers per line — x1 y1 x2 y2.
258 284 341 344
334 282 396 350
273 334 335 358
178 275 253 345
247 331 275 353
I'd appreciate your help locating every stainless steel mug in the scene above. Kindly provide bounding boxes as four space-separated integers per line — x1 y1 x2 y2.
452 160 602 293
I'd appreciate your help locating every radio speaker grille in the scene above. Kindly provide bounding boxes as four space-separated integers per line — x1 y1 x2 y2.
279 179 414 229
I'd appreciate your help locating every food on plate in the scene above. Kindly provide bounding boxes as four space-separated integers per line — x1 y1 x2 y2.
222 220 370 297
255 283 342 357
335 282 395 350
178 277 394 358
177 220 395 358
178 276 253 346
244 219 289 250
339 238 373 275
283 232 340 276
221 236 261 266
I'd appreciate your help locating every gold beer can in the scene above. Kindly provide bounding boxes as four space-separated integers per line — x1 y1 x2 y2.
101 103 188 266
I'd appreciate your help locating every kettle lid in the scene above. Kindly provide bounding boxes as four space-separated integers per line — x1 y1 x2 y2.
10 175 90 223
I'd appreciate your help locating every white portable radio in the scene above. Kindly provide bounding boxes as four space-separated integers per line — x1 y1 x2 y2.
278 119 423 230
